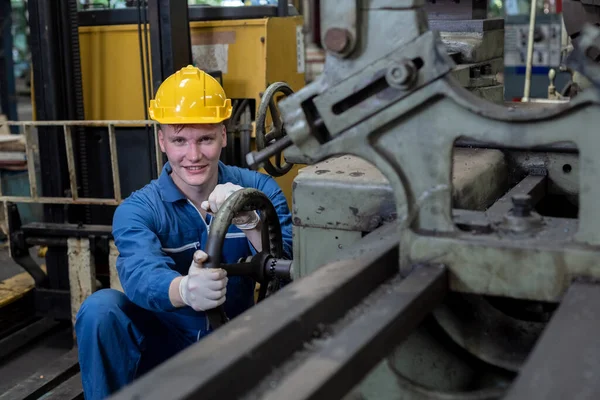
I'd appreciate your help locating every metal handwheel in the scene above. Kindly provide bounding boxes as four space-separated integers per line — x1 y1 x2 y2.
254 82 295 177
203 188 293 330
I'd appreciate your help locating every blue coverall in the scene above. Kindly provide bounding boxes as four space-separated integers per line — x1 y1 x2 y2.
74 161 293 399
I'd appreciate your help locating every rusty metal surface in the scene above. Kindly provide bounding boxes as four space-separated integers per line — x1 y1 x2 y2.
251 265 448 400
293 149 506 233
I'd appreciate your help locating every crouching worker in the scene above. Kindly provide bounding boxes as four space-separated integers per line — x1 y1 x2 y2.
74 66 293 400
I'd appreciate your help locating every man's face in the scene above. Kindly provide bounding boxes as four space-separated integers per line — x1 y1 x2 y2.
158 123 226 189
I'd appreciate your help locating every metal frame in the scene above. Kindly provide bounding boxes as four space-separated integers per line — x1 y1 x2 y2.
0 120 159 206
78 3 296 27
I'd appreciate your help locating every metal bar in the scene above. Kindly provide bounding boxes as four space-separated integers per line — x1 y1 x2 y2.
25 237 68 247
63 125 78 200
0 318 61 359
109 223 400 400
23 126 38 199
503 281 600 400
3 119 157 126
454 139 579 154
0 348 79 400
0 196 119 205
107 124 122 202
21 221 112 237
260 265 448 400
485 175 546 218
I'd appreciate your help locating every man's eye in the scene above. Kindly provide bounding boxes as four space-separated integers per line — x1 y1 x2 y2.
174 138 185 144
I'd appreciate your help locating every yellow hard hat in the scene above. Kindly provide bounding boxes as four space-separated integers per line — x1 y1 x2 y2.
148 65 232 124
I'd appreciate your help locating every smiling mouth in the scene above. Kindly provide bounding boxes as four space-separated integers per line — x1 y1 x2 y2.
184 165 208 171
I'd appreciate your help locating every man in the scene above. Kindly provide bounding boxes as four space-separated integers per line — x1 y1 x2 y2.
74 65 293 399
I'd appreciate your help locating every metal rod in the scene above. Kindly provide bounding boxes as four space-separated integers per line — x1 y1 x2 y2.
522 0 538 102
454 139 579 154
107 124 122 202
0 196 119 205
63 125 78 200
23 126 38 199
25 237 68 247
246 135 293 170
3 120 157 127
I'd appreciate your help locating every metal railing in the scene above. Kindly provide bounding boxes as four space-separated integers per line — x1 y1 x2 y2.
0 120 160 205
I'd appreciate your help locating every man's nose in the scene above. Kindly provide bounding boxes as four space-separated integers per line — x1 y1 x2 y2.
186 144 202 161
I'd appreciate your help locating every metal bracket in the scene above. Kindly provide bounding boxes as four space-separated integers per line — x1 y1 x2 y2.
313 30 455 137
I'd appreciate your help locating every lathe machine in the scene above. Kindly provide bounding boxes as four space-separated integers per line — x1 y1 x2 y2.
108 1 600 399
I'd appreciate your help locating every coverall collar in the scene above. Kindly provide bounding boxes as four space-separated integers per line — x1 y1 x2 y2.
158 161 225 202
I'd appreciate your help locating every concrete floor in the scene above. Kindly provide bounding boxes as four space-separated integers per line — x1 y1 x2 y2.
0 325 74 395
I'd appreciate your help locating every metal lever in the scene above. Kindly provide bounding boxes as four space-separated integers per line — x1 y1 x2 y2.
246 136 293 171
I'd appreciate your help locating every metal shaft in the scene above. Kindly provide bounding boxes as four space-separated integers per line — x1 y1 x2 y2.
246 135 293 170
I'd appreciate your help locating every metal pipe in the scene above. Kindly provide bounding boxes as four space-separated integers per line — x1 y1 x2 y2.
221 262 256 276
107 124 122 202
522 0 538 102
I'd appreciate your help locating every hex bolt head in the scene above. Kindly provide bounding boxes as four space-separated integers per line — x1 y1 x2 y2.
386 61 417 89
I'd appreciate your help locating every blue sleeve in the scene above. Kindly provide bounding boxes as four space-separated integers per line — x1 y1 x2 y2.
112 197 180 312
252 173 293 260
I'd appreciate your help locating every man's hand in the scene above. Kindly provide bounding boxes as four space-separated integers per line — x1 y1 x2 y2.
201 182 260 230
178 250 228 311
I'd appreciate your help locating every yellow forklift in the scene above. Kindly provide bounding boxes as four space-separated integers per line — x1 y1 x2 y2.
0 1 304 397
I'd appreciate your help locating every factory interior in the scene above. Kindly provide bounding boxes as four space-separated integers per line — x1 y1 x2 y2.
0 0 598 399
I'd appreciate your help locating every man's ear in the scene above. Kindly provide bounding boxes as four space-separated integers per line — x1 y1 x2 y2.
158 128 166 153
221 123 227 148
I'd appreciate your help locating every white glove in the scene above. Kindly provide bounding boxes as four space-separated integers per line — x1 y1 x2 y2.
201 182 260 230
179 250 228 311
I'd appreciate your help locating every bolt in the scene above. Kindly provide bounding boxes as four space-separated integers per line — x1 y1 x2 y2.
391 66 409 84
470 67 481 78
483 64 492 75
511 194 533 217
323 27 351 54
386 61 417 89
